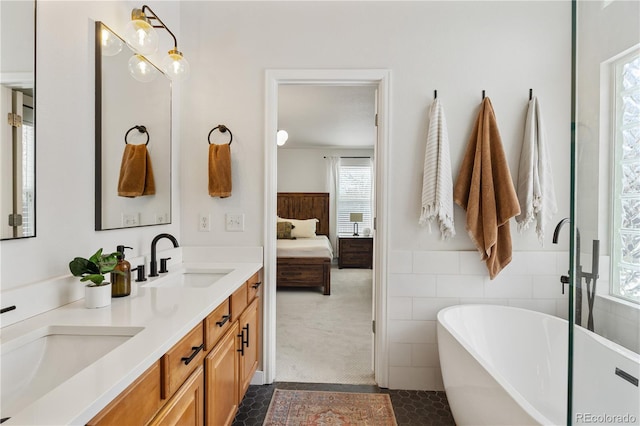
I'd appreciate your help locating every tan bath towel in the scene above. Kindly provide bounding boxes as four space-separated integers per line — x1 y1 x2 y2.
117 144 155 197
208 143 232 198
454 98 520 279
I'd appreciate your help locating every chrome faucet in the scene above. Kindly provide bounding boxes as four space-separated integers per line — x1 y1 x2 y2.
149 233 179 277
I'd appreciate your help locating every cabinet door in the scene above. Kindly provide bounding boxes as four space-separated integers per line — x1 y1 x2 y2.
205 322 239 426
87 361 162 426
149 365 204 426
237 297 259 401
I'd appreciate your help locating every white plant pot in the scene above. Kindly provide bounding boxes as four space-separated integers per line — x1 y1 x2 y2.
84 282 112 309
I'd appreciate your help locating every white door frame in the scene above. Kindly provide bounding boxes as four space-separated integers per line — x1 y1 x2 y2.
263 69 391 387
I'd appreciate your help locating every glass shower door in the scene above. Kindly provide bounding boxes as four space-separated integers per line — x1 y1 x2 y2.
571 0 640 424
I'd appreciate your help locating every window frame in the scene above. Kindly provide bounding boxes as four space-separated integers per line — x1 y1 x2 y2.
610 48 640 304
336 158 373 236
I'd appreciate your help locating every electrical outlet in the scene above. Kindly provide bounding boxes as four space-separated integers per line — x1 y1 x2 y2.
155 213 168 224
225 213 244 232
199 213 211 232
122 212 140 227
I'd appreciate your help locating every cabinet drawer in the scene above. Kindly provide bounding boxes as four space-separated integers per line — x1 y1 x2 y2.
161 322 205 400
88 361 162 426
277 266 323 283
246 272 262 302
204 299 231 352
230 282 248 321
340 239 373 253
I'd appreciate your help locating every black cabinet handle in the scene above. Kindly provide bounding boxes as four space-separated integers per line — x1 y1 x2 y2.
216 315 230 327
237 331 245 356
1 305 16 314
181 344 204 365
242 324 249 347
242 325 249 348
251 281 262 289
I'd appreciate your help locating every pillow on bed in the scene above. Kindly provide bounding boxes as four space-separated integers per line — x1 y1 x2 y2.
288 218 319 238
277 221 296 239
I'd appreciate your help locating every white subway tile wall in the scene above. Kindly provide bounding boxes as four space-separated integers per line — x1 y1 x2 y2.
387 250 639 390
387 250 571 391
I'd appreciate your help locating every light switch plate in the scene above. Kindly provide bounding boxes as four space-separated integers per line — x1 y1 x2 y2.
225 213 244 231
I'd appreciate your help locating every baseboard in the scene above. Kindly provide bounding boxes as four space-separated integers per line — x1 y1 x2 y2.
250 370 265 385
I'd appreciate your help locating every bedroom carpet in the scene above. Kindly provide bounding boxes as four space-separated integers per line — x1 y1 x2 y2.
276 265 375 385
262 389 397 425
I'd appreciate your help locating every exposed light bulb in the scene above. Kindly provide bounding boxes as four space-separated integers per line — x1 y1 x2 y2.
161 50 190 81
277 130 289 146
101 29 123 57
128 54 159 83
123 19 159 55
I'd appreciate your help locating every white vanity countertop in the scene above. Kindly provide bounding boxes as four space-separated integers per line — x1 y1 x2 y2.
1 249 262 425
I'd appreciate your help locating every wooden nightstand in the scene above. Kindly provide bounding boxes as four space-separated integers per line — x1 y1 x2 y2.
338 235 373 269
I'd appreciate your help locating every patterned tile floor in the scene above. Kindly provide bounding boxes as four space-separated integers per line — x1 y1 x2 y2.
232 382 456 426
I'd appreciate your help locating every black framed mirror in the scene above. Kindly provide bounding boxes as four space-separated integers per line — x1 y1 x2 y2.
0 0 36 240
95 22 172 231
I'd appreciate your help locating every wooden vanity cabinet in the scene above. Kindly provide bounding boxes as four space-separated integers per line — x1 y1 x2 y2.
237 297 259 401
148 366 204 426
88 269 262 426
205 322 239 426
86 361 162 426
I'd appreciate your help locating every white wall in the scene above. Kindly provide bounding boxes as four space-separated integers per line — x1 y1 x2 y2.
277 148 374 193
0 0 181 291
0 0 575 392
178 1 572 390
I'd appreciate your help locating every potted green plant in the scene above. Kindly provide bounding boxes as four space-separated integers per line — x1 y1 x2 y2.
69 248 121 308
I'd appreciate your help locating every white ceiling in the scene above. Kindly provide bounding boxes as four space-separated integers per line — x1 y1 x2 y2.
277 85 377 149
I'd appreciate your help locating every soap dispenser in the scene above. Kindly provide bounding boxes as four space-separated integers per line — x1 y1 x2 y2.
111 245 132 297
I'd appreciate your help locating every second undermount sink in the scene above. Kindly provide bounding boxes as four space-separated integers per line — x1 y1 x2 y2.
0 325 144 419
143 269 234 289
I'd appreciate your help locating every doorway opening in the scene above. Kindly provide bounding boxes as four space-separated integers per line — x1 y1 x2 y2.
263 69 391 387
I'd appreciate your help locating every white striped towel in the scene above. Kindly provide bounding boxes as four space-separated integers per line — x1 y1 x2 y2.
419 98 455 239
515 96 558 244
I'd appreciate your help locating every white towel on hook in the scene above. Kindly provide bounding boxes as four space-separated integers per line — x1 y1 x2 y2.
419 98 455 240
515 96 558 244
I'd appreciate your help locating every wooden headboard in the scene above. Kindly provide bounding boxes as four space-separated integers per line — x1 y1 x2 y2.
277 192 329 236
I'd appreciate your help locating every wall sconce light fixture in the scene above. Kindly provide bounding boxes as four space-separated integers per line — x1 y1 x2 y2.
276 130 289 146
128 54 160 83
100 27 123 57
123 5 190 81
350 212 363 236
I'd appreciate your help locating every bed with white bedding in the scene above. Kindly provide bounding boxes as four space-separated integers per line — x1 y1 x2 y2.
276 192 333 295
276 235 334 258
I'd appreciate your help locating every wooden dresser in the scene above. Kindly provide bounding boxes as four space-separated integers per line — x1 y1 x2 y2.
338 235 373 269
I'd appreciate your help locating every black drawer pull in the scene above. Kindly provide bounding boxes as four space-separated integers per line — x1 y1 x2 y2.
216 315 230 327
252 281 262 289
1 306 16 314
237 331 245 356
242 325 249 347
181 344 204 365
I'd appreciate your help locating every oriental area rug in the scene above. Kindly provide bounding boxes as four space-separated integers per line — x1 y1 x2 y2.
263 389 398 425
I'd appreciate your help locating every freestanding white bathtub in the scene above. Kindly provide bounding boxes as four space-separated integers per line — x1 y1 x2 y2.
437 304 640 426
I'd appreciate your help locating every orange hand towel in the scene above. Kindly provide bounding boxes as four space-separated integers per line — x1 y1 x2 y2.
208 143 232 198
453 98 520 279
117 144 156 197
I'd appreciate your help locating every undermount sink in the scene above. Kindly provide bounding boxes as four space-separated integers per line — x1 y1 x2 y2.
143 269 234 289
0 325 144 418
